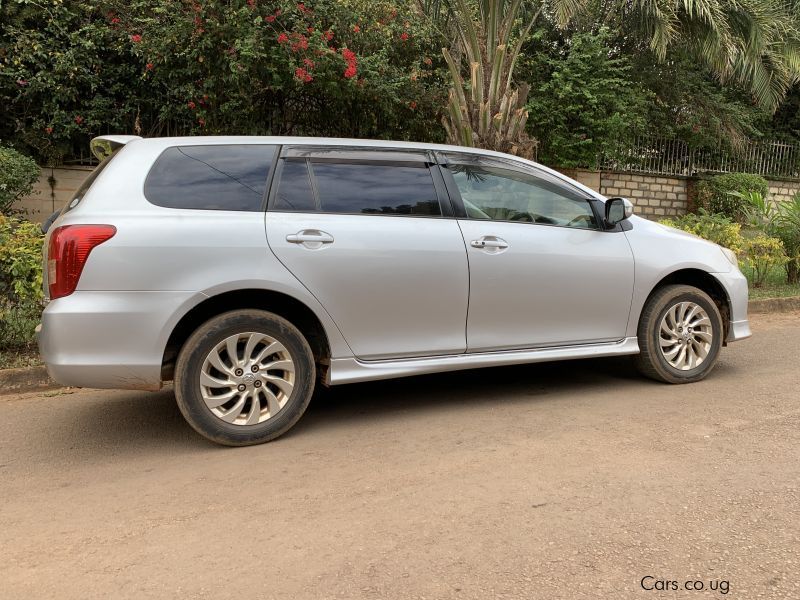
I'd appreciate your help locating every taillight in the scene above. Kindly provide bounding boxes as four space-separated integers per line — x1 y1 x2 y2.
47 225 116 300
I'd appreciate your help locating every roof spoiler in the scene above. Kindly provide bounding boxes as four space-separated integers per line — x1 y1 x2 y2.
90 135 142 161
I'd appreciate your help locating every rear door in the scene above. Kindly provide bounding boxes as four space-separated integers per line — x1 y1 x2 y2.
265 146 469 360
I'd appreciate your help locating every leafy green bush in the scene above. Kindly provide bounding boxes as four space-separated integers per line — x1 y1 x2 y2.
659 210 744 254
524 27 652 168
0 146 40 215
741 235 788 288
1 0 447 164
0 216 44 353
733 189 800 284
695 173 769 223
776 194 800 284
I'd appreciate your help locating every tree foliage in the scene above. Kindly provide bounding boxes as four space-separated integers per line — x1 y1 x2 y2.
440 0 538 158
0 0 448 164
523 27 652 168
0 147 40 215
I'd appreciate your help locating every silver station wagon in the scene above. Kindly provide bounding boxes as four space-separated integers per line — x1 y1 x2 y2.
37 135 751 446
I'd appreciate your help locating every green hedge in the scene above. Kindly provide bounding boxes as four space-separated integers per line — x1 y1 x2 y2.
695 173 769 223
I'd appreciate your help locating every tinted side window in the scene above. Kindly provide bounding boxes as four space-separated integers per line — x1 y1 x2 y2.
273 159 316 211
449 164 597 229
145 145 276 211
311 161 441 216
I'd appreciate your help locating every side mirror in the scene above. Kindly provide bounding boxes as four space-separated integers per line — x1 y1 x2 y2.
605 197 633 228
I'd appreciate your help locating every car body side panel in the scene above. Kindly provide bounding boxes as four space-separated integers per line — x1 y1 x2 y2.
622 216 743 338
457 219 635 351
266 212 470 359
37 136 751 392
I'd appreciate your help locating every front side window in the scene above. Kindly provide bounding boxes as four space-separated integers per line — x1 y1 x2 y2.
448 164 597 229
145 145 276 211
310 161 441 216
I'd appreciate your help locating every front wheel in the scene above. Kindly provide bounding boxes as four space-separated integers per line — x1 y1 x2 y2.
634 284 724 384
174 309 315 446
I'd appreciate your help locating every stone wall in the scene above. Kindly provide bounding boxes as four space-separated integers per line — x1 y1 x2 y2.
598 172 688 220
12 166 93 224
767 179 800 204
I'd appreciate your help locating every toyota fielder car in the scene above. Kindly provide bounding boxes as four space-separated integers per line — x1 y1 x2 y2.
37 135 751 446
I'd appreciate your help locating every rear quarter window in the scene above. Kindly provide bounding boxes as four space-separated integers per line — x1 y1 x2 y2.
144 145 276 211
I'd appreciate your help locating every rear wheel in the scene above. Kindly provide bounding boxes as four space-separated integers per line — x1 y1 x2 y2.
634 284 723 384
174 309 315 446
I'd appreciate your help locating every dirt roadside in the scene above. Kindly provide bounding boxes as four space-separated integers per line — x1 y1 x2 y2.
1 312 798 599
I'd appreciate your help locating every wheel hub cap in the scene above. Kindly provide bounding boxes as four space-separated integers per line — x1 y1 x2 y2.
199 332 296 426
658 301 713 371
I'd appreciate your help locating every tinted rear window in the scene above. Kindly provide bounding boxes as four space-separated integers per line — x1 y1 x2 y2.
310 161 441 216
145 145 276 211
61 151 119 215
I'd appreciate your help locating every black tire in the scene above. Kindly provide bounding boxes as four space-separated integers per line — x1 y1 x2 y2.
634 284 724 384
174 309 315 446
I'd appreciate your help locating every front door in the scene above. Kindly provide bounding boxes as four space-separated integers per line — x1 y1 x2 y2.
442 156 635 352
266 148 469 360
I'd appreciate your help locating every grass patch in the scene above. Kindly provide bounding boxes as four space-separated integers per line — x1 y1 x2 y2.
0 349 41 370
739 264 800 299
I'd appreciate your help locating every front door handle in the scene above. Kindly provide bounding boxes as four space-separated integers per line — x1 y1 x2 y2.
470 236 509 252
286 229 334 249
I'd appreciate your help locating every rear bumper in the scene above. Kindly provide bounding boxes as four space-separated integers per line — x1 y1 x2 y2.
37 290 200 390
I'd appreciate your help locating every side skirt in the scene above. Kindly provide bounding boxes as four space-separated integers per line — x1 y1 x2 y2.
328 337 640 385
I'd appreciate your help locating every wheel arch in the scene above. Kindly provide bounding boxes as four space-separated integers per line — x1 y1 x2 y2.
161 288 333 383
642 268 732 341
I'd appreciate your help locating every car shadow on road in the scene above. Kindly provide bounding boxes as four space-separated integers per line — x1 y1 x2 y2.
292 355 641 436
43 356 641 457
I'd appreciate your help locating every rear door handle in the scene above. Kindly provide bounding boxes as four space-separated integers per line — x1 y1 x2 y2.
470 236 509 251
286 229 334 249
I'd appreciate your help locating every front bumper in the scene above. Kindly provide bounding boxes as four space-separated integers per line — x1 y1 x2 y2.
711 269 751 342
37 290 200 390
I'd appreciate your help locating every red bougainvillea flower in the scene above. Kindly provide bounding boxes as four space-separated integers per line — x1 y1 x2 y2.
247 0 255 6
408 101 417 109
342 48 356 63
198 118 206 127
146 62 154 70
307 27 314 33
45 127 53 135
323 30 334 41
188 101 196 110
294 67 313 83
130 34 142 43
265 14 276 22
423 56 432 65
111 17 121 24
16 79 28 86
290 35 309 52
303 58 315 68
353 24 360 33
277 33 289 44
341 47 358 79
297 2 311 13
400 32 409 41
74 115 84 125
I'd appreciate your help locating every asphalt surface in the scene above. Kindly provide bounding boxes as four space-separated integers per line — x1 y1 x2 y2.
2 312 799 599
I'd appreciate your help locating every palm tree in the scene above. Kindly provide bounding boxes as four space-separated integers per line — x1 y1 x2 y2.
430 0 800 156
439 0 540 158
598 0 800 112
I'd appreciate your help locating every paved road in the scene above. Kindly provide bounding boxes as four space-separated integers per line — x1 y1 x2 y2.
2 312 799 599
